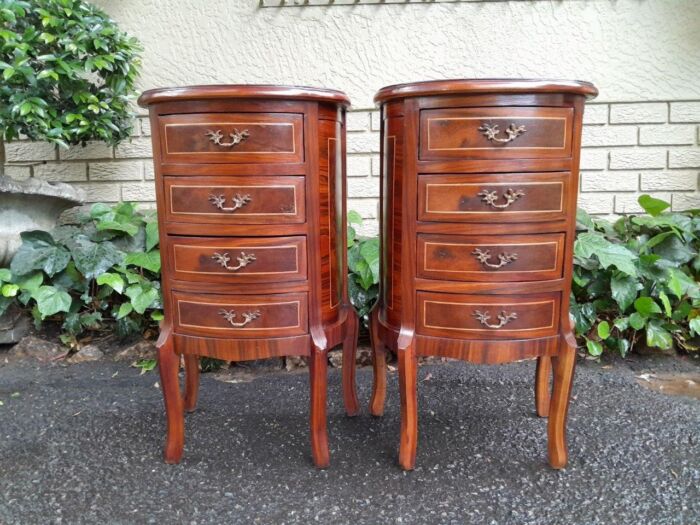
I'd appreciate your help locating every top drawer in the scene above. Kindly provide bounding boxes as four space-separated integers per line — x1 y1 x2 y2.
419 106 573 161
159 113 304 164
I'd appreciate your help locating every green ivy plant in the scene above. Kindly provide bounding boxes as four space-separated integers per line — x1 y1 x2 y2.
573 195 700 356
0 0 141 146
347 210 379 321
0 202 162 347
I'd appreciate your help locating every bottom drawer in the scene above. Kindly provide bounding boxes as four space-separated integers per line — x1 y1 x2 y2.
417 291 560 340
173 291 308 338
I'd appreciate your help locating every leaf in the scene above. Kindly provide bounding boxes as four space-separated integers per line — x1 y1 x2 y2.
347 210 363 226
634 297 662 316
32 285 72 318
610 274 638 312
597 321 610 340
613 317 630 332
689 318 700 337
124 250 161 273
576 207 594 231
124 284 158 314
629 312 647 330
359 239 380 284
638 195 670 217
117 302 133 319
574 232 638 277
135 358 157 375
96 272 124 294
1 284 19 297
67 236 125 279
10 230 71 277
616 338 630 357
17 272 43 294
586 339 603 357
145 221 159 251
0 268 11 282
658 291 672 318
150 310 164 321
645 320 673 350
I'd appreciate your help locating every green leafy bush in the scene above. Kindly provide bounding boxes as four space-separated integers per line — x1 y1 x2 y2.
573 195 699 356
0 0 141 146
347 210 379 320
0 202 162 347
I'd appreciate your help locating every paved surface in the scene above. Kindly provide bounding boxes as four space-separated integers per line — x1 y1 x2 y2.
0 354 698 524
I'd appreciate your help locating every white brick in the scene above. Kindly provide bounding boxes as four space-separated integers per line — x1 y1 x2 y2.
347 155 371 177
347 177 380 198
121 182 156 201
582 104 608 125
356 220 379 237
669 148 700 168
115 138 153 158
89 161 143 181
371 155 381 176
581 171 638 192
579 149 608 170
347 132 380 153
581 125 637 147
615 193 671 214
347 198 378 219
59 141 113 160
34 163 87 182
610 103 667 124
640 170 698 191
639 124 695 145
144 163 155 180
577 193 614 214
670 102 700 123
140 118 151 136
3 165 32 180
73 183 121 202
370 111 381 131
609 148 667 169
5 141 55 161
346 111 370 132
672 192 700 211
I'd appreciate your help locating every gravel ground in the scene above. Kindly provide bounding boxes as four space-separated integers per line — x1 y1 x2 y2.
0 353 698 525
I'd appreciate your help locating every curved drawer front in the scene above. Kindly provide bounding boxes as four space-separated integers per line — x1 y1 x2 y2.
169 235 307 284
417 291 560 340
420 106 573 160
417 233 565 282
164 176 305 225
173 291 308 338
160 113 303 164
418 172 569 223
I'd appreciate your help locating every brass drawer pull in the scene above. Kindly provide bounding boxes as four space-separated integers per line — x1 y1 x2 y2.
478 122 526 144
473 310 518 329
206 129 250 148
219 309 261 328
472 248 518 269
209 193 251 212
212 251 256 271
478 188 525 209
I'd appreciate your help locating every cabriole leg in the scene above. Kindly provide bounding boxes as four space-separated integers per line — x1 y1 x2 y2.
342 311 360 417
547 337 577 469
369 308 387 417
183 354 200 413
309 344 330 468
158 334 184 464
397 341 418 470
535 355 552 417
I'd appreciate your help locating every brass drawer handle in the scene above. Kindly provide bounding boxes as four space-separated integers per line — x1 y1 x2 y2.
478 122 526 144
219 309 261 328
473 310 518 329
206 129 250 148
472 248 518 269
212 251 256 271
478 188 525 209
209 193 251 213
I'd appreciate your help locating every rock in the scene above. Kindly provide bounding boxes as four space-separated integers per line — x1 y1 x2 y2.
284 356 307 371
357 345 373 367
328 349 343 368
8 335 65 362
68 344 104 363
0 303 30 344
114 339 156 362
234 358 283 371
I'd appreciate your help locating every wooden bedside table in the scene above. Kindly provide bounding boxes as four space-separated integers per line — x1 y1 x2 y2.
138 85 359 468
369 79 598 470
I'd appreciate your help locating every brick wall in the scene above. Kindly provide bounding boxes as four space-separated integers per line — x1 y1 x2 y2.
3 101 699 235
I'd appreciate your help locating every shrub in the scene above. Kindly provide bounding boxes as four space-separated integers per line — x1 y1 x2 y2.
347 210 379 322
0 202 162 348
0 0 141 146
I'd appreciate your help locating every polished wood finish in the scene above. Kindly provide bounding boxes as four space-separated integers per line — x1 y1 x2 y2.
139 85 358 468
371 79 596 470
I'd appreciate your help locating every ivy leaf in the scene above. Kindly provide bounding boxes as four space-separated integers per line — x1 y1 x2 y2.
689 318 700 337
610 274 638 312
638 195 670 217
124 250 161 273
96 272 124 294
634 297 662 316
645 319 673 350
145 221 159 251
68 236 125 279
586 339 603 357
117 302 133 319
347 210 363 226
1 284 19 297
597 321 610 340
124 284 158 314
658 291 672 318
359 238 380 284
629 312 647 330
32 285 72 318
0 268 11 282
10 230 70 277
574 232 638 277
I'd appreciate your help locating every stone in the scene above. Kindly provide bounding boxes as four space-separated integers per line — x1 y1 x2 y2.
0 304 30 344
284 356 307 371
114 339 156 362
68 344 104 363
328 349 343 368
8 335 65 362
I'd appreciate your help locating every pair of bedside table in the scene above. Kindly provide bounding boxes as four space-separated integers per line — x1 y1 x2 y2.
139 79 597 470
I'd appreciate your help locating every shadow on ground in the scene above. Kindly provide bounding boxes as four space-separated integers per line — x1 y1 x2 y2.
0 355 698 524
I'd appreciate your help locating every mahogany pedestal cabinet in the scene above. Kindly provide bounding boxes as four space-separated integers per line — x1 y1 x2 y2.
138 85 359 468
369 79 598 470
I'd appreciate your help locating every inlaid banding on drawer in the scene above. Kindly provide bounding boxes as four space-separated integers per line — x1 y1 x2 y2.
164 176 305 225
417 291 560 340
169 235 307 284
173 291 308 338
417 233 565 282
160 112 304 164
420 106 573 160
418 172 569 223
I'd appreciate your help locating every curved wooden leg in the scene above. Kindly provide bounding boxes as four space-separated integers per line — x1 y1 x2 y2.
398 342 418 471
535 355 552 417
183 354 200 413
548 336 577 469
157 334 184 464
342 311 360 417
309 344 330 469
369 308 387 417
